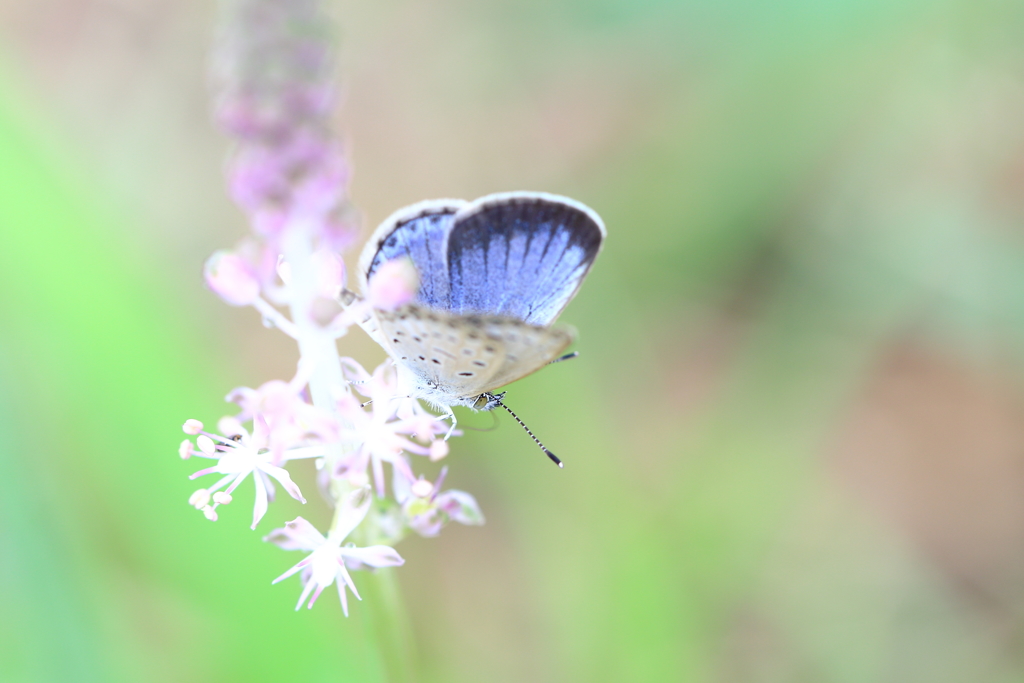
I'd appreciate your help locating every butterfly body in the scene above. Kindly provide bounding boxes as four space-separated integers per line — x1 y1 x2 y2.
356 192 604 414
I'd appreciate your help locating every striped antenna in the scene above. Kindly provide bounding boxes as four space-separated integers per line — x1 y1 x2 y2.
486 393 563 468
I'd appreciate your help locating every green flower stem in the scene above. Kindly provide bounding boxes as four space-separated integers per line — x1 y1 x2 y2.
359 566 418 683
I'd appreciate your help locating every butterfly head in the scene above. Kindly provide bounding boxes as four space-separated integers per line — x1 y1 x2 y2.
472 392 507 411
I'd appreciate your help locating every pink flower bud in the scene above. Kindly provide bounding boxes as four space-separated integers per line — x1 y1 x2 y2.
410 479 434 498
205 250 261 306
291 140 349 218
311 249 345 299
251 206 287 239
429 439 449 461
227 146 283 214
189 489 211 509
179 440 194 459
321 206 359 251
217 415 245 438
183 419 204 435
367 258 419 311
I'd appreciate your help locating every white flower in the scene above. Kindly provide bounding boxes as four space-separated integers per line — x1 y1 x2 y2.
265 488 404 614
185 415 323 529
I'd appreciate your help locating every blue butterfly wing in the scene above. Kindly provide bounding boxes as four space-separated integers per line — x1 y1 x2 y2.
360 200 466 310
445 193 605 326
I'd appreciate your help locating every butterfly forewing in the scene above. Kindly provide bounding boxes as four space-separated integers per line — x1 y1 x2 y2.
375 305 508 399
359 199 466 310
445 193 605 326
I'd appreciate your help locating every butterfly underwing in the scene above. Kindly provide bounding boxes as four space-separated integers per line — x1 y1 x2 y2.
355 191 605 414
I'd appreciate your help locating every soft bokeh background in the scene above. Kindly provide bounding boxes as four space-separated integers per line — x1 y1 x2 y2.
3 0 1024 681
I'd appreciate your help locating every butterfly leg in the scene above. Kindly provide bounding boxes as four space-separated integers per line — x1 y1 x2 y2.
442 405 458 441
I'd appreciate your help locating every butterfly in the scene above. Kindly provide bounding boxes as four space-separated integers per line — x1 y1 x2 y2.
348 191 605 465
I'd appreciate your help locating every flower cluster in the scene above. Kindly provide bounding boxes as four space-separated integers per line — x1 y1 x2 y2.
180 0 483 614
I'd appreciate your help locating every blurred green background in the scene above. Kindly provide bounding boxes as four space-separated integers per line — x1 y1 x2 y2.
3 0 1024 681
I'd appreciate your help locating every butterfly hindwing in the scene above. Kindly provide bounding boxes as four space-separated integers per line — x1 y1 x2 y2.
475 319 575 395
374 305 507 400
445 192 605 326
373 305 572 403
359 199 467 310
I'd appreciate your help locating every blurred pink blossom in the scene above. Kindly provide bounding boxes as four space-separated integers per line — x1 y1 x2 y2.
178 0 483 615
